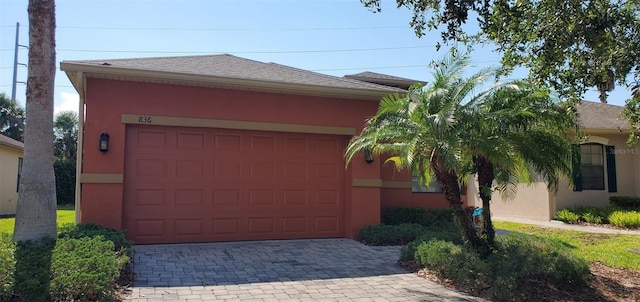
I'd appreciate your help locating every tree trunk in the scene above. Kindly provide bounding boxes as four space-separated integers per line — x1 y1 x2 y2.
431 157 487 255
14 0 57 242
473 155 496 247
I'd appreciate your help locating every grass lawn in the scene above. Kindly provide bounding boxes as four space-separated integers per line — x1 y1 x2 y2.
0 204 75 234
494 221 640 270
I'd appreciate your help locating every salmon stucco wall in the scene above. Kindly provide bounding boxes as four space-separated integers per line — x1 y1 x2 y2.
379 159 453 209
81 79 383 239
0 146 22 215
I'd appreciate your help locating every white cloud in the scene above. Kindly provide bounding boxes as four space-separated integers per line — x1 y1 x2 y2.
55 91 79 116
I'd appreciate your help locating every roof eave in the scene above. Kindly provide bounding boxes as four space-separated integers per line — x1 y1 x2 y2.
60 62 400 101
583 127 630 135
0 141 24 151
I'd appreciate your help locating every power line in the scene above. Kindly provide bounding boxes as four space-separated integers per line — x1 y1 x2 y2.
57 25 408 31
54 45 436 54
2 24 407 31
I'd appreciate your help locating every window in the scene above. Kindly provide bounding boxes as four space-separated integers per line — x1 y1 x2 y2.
412 175 442 193
17 157 23 192
580 144 605 190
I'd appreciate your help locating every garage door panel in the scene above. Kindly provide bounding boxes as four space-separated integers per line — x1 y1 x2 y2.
283 163 309 179
176 131 206 149
174 219 206 236
314 217 340 233
249 162 277 178
214 161 243 179
248 190 276 206
212 218 241 235
284 137 309 153
174 189 206 206
131 188 167 206
314 163 340 179
125 125 345 244
249 135 277 152
175 160 206 179
136 130 170 149
283 190 308 206
314 190 341 205
212 189 242 207
214 133 242 150
282 217 308 233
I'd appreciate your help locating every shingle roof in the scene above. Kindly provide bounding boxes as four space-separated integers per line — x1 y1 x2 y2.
0 134 24 151
344 71 425 90
61 54 404 95
576 100 629 130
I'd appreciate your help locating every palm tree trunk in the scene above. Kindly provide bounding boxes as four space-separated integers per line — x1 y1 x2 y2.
13 0 57 242
473 156 496 247
432 158 487 255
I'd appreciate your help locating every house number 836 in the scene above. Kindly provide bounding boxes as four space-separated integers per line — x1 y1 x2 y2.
138 116 152 123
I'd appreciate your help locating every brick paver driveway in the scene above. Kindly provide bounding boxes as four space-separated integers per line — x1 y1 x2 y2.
126 238 484 301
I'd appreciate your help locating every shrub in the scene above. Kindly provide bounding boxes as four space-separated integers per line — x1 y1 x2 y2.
489 235 589 287
573 206 607 224
608 210 640 228
58 222 131 253
50 236 126 301
2 224 131 301
556 208 580 224
412 235 589 301
13 238 56 301
357 223 426 245
414 240 491 292
399 229 463 262
581 212 603 224
609 196 640 209
382 207 456 230
0 234 15 300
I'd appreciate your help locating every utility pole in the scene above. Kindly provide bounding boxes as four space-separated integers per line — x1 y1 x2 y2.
11 22 28 101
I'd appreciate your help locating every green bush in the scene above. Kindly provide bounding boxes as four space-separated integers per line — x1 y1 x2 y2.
357 223 426 245
54 158 76 205
13 238 56 301
556 208 580 224
608 210 640 228
58 222 131 252
414 240 491 292
399 230 463 262
581 212 603 224
573 206 607 224
0 234 15 300
0 224 131 301
50 236 126 301
609 196 640 209
413 235 589 301
382 207 455 230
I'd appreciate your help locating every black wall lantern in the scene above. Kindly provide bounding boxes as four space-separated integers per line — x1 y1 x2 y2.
364 148 374 164
99 133 110 153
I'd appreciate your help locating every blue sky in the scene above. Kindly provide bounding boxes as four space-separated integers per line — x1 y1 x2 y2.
0 0 632 116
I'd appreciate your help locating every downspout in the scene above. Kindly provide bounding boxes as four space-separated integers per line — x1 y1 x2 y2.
74 71 85 223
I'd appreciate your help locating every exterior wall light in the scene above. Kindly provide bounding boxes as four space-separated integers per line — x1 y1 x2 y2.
99 133 110 153
364 148 374 164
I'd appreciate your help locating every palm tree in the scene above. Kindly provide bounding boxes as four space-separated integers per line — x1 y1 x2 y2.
0 93 25 142
461 84 577 246
346 51 578 253
13 0 58 242
346 51 500 253
54 111 78 161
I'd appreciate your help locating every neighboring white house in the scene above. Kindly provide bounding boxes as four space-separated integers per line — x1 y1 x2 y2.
0 134 23 216
469 100 640 220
